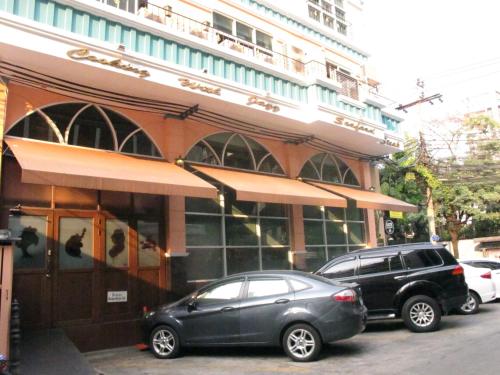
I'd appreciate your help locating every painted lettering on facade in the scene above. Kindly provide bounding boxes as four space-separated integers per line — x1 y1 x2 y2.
67 48 150 78
246 96 280 112
334 116 375 134
178 78 221 96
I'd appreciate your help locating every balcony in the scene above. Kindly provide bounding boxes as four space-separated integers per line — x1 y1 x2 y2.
91 1 364 103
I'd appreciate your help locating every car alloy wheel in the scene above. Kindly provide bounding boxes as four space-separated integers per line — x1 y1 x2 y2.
409 302 435 327
402 295 441 333
459 293 480 315
149 325 180 359
282 324 322 362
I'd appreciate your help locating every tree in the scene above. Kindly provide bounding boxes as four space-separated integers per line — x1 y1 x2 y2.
431 115 500 256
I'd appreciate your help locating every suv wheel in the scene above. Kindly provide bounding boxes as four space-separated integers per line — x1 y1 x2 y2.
282 324 322 362
459 292 480 315
402 295 441 333
149 325 181 359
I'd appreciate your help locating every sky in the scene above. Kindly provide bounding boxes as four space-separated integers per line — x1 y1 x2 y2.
360 0 500 126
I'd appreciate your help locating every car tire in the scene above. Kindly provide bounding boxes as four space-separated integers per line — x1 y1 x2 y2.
402 295 441 333
282 323 322 362
459 292 480 315
149 325 181 359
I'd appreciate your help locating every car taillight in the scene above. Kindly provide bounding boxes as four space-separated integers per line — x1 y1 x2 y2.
333 289 357 303
452 265 464 276
481 272 492 279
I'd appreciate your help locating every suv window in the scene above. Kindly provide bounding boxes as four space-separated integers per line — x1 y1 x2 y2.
359 254 403 275
403 249 443 269
323 258 357 278
247 278 289 298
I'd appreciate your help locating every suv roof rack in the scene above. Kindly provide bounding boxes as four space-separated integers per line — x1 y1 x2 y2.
348 242 443 255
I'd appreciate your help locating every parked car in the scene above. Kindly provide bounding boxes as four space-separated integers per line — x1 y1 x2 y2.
142 271 367 362
314 243 468 333
458 263 496 314
460 259 500 298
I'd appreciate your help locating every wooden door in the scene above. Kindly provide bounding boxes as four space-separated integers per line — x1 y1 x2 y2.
53 211 100 325
9 209 54 329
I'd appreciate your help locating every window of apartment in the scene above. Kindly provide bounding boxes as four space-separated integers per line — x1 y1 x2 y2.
213 12 273 51
98 0 138 14
307 0 347 35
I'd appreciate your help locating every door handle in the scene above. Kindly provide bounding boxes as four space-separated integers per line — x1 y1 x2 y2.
394 275 407 280
274 298 290 304
220 306 235 312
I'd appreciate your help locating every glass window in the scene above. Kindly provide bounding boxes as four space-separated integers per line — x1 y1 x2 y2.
186 197 221 214
105 219 129 267
245 137 269 165
359 256 390 275
258 155 284 174
303 205 323 219
186 248 223 281
389 254 403 271
59 217 94 269
261 219 288 246
68 106 114 150
325 206 344 221
41 103 86 136
9 215 48 269
256 30 272 50
323 258 357 278
323 14 334 28
308 5 320 21
213 12 233 34
198 280 243 300
138 220 161 267
227 247 259 274
348 223 365 245
344 170 360 186
223 134 253 169
224 189 257 216
185 141 219 165
304 221 325 245
121 130 161 157
259 202 286 217
262 247 290 270
325 222 345 245
299 161 320 180
225 217 258 246
186 214 222 247
103 108 138 145
236 22 252 43
7 112 58 143
289 279 310 292
346 200 364 221
322 156 341 183
303 246 327 272
403 250 443 270
204 132 231 160
247 279 289 298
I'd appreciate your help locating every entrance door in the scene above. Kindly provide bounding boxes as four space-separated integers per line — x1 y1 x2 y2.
9 209 54 329
53 211 99 325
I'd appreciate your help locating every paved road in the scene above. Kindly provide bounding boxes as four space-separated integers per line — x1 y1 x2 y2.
86 301 500 375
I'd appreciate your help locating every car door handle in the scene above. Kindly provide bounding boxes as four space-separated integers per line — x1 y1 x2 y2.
274 298 290 304
220 306 235 312
394 275 407 280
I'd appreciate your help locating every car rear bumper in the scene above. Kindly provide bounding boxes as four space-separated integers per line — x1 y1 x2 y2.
480 290 496 304
320 304 368 343
441 294 468 314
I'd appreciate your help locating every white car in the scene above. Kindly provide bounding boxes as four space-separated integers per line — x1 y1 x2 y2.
458 262 496 314
460 259 500 297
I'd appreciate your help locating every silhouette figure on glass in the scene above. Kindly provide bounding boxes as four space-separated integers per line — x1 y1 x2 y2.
65 228 86 258
108 228 126 258
140 235 157 251
15 226 39 258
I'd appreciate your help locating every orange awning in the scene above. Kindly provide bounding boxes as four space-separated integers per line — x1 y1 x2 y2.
193 165 347 207
5 137 217 198
309 181 418 212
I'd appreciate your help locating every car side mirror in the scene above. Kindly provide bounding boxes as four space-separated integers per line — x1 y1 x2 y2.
187 299 198 312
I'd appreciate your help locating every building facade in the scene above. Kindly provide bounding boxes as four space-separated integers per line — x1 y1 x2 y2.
0 0 414 350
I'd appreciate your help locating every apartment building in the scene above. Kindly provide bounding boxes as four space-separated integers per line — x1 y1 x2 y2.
0 0 415 350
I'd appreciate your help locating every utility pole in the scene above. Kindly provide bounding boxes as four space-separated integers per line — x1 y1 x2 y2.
396 79 442 242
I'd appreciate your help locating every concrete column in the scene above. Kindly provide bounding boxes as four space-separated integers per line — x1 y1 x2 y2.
167 196 186 255
290 204 306 270
360 161 377 248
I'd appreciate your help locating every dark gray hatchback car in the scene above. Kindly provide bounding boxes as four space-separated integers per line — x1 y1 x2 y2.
142 270 367 362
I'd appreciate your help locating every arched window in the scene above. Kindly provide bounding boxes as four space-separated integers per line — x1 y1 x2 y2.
184 132 289 283
299 153 364 271
6 103 162 158
186 132 284 175
299 152 360 186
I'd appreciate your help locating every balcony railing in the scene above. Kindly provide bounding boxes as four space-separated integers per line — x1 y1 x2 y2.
95 0 360 100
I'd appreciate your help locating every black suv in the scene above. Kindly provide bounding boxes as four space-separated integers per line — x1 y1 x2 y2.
314 243 468 332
